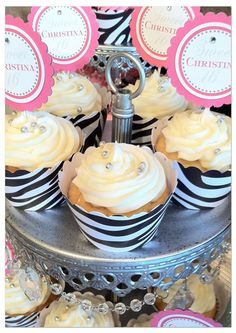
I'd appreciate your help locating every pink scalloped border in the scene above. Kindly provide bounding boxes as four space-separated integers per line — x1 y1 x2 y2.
28 7 99 71
151 310 223 328
5 15 54 111
130 6 200 67
167 12 231 107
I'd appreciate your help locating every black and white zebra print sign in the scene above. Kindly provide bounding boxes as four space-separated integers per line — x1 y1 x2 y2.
5 162 65 211
67 194 172 252
172 162 231 210
5 312 39 328
92 8 133 45
66 109 107 152
131 114 158 148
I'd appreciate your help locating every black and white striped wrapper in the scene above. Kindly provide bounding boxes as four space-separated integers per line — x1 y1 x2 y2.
131 114 159 149
5 312 39 328
92 8 133 46
5 128 84 211
65 109 107 152
151 119 231 210
59 151 177 252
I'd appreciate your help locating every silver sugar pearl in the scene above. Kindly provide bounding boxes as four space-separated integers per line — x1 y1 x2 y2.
99 141 105 148
31 122 37 128
106 162 113 170
102 150 109 158
130 299 142 312
65 305 70 310
5 277 10 283
144 292 156 305
217 117 224 124
11 110 17 115
5 37 9 43
39 125 46 133
10 283 15 288
57 10 62 15
114 302 126 315
87 316 92 321
21 126 28 133
210 37 216 43
97 302 109 314
137 162 146 174
78 84 84 91
77 106 83 113
167 6 172 11
215 148 221 155
69 73 75 79
54 316 60 321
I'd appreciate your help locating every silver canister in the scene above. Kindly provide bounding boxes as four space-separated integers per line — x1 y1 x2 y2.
105 52 145 143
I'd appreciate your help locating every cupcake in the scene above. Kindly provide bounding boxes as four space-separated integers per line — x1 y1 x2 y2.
155 274 217 319
92 7 134 46
128 70 189 146
39 71 110 150
5 111 83 211
5 271 53 327
152 108 231 209
38 292 116 327
59 142 177 252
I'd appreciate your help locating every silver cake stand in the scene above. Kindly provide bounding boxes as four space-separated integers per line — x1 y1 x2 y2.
6 198 230 297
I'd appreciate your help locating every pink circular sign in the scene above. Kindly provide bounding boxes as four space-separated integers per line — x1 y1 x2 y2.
167 12 231 107
28 6 99 71
5 16 53 111
130 6 200 67
151 310 222 328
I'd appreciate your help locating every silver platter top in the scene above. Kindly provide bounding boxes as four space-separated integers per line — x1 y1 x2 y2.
6 198 231 264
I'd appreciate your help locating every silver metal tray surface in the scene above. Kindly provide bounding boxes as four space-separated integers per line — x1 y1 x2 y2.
6 198 231 296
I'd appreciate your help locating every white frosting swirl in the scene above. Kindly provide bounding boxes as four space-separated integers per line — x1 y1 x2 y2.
43 292 114 327
72 142 167 214
162 109 231 172
6 111 81 171
127 70 188 118
5 273 51 316
39 72 102 117
157 274 216 314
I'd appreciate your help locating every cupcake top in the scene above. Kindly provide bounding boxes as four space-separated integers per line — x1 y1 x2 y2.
127 70 188 118
6 111 81 171
39 72 102 117
71 142 167 214
161 108 231 172
43 292 114 328
157 274 216 314
5 272 51 316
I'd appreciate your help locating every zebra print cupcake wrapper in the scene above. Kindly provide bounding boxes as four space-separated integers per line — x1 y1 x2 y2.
5 129 84 211
131 114 159 149
59 151 177 252
151 119 231 210
92 8 133 46
65 109 107 152
5 312 39 327
172 162 231 210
